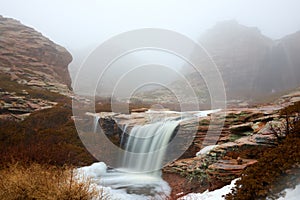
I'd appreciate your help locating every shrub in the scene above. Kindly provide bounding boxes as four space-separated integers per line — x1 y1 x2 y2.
225 102 300 199
0 163 107 200
0 104 96 168
279 101 300 135
225 133 300 200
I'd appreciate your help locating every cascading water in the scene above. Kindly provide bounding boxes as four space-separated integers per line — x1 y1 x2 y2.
122 120 179 172
101 120 179 197
80 110 221 199
82 117 179 199
93 115 100 133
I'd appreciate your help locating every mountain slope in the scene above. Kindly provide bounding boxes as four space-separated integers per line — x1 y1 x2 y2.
0 15 73 119
0 15 72 93
199 20 300 98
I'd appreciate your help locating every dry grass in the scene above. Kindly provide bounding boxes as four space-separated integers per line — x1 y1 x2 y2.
0 163 106 200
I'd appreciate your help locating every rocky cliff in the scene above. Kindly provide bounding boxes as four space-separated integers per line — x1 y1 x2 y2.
0 15 72 92
0 15 73 120
199 20 300 98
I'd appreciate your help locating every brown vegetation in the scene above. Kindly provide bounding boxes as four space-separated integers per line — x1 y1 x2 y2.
0 103 96 167
0 73 67 102
225 102 300 200
0 163 103 200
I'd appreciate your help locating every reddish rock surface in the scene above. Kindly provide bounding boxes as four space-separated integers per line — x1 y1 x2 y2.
162 172 207 199
206 158 258 191
0 15 72 90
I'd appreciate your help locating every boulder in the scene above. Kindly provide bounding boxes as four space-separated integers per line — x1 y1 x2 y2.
229 122 253 135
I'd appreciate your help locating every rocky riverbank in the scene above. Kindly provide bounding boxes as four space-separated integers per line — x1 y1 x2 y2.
94 87 300 198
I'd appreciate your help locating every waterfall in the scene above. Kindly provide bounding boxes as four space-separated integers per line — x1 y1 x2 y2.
122 120 179 172
95 119 179 198
81 110 219 199
93 115 100 133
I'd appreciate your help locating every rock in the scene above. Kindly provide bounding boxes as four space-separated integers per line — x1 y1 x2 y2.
196 145 219 157
206 159 258 191
251 114 278 123
131 108 149 113
0 89 58 119
0 15 72 91
251 121 266 133
251 118 285 145
290 97 300 103
229 122 253 135
258 120 285 135
250 134 277 145
27 80 47 87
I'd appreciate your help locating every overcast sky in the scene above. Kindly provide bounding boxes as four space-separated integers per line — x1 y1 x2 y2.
1 0 300 52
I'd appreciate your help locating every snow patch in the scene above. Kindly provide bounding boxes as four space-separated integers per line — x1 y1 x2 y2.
77 162 171 200
180 179 300 200
278 183 300 200
194 109 221 117
196 145 219 157
180 178 238 200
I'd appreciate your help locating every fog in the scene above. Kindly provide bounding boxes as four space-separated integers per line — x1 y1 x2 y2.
1 0 300 98
2 0 299 48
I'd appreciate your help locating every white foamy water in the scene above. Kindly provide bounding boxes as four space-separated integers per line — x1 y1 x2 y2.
93 115 100 133
121 120 179 172
79 109 222 199
78 119 179 199
78 162 171 200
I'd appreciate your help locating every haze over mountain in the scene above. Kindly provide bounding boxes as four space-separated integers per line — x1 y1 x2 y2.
1 0 300 99
199 20 300 97
134 21 300 104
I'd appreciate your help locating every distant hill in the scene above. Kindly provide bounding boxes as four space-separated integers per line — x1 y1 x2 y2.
199 20 300 98
134 20 300 105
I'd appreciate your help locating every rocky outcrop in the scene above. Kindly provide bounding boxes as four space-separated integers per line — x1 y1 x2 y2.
206 158 258 191
91 88 300 197
95 104 284 196
0 89 57 120
0 15 72 94
0 16 74 120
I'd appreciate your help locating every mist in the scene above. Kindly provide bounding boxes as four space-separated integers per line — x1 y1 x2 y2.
1 0 300 98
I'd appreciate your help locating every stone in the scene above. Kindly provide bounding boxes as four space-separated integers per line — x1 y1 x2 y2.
251 122 266 133
290 97 300 103
229 122 253 135
131 108 149 113
258 121 285 135
250 134 277 145
206 159 258 191
27 80 47 87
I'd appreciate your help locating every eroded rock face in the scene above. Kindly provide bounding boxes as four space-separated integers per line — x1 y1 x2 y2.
206 159 258 191
0 15 72 92
0 16 73 119
92 89 300 196
0 90 57 120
